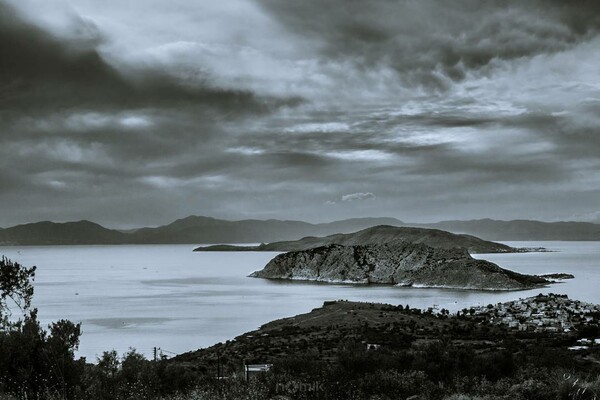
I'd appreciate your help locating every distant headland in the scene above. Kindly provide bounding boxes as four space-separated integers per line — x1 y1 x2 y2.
196 225 521 254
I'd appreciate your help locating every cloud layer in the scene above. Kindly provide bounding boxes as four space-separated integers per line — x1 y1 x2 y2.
1 0 599 227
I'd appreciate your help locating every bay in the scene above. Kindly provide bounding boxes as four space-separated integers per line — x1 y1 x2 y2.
0 241 598 360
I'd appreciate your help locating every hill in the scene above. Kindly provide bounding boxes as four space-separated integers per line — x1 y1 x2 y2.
0 220 126 245
173 295 600 399
249 242 550 290
195 225 515 254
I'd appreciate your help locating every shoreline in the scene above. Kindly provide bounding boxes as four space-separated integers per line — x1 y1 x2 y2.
250 274 556 291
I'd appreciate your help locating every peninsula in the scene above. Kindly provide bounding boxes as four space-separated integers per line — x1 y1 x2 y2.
172 294 600 400
195 225 520 254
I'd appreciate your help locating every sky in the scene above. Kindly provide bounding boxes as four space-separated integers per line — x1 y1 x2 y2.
1 0 600 228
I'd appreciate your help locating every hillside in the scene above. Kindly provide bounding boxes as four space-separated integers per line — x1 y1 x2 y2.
0 220 126 245
196 225 515 254
174 295 600 392
249 242 550 290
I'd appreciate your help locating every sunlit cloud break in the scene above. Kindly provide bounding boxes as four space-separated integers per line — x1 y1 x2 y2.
341 193 377 202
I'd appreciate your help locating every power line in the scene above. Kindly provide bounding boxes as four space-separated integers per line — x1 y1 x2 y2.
152 347 179 361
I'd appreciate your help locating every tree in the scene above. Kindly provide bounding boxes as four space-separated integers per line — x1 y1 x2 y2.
120 349 159 398
97 350 120 379
0 256 36 328
0 256 84 399
46 319 84 397
90 350 121 399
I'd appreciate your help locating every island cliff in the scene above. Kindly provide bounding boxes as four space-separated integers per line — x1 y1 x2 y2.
249 242 550 290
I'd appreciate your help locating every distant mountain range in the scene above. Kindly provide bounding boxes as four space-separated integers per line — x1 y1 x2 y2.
415 219 600 241
0 216 403 245
0 216 598 245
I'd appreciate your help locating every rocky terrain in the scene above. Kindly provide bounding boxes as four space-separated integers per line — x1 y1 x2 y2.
196 225 518 254
539 273 575 280
249 242 551 290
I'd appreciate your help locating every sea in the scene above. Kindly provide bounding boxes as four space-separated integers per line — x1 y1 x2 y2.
0 241 598 361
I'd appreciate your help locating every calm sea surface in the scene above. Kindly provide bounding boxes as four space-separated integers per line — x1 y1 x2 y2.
0 242 598 360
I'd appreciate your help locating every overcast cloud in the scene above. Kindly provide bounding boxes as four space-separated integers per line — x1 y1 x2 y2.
1 0 599 228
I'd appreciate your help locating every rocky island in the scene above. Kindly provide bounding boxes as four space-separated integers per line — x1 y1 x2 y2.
539 273 575 280
195 225 525 254
249 242 554 290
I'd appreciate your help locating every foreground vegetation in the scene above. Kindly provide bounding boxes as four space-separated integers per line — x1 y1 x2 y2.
2 256 600 399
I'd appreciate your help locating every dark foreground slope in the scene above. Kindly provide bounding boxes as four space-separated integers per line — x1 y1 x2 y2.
196 225 516 254
171 295 600 400
249 242 549 290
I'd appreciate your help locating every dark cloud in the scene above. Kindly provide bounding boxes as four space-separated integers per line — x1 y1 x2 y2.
0 1 298 115
0 0 301 226
0 0 599 227
256 0 600 89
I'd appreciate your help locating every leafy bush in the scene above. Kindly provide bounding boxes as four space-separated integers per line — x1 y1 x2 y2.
0 257 84 399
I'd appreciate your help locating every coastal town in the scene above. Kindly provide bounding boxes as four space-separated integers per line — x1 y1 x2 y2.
465 293 600 335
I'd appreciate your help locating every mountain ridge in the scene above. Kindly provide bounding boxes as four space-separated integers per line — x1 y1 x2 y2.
1 216 599 245
414 219 600 241
0 220 126 245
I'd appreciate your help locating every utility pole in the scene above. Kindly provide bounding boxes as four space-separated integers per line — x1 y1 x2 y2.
217 352 221 379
